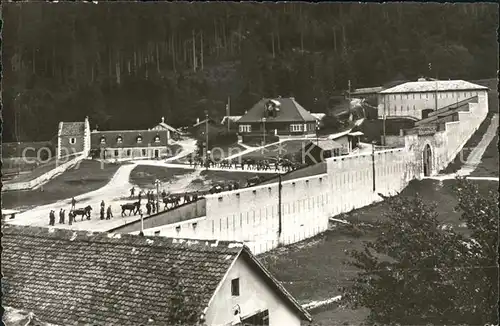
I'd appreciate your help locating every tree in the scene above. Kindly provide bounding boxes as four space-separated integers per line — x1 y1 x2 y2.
344 178 499 325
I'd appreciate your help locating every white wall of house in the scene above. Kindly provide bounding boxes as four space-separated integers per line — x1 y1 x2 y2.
205 255 302 326
377 90 487 120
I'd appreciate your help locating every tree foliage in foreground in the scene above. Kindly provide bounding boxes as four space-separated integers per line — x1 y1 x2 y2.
344 178 499 325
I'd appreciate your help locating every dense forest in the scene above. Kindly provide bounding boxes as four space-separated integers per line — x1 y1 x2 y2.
2 2 498 142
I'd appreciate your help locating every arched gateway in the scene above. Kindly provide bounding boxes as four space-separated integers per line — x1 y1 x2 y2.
423 144 432 176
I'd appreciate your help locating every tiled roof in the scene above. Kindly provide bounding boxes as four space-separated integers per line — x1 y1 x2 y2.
380 80 488 94
2 225 312 325
60 122 85 136
156 122 181 133
351 86 383 95
238 98 317 123
1 225 242 325
91 130 168 148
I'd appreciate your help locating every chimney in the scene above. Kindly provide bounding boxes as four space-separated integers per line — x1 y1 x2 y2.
161 117 165 123
196 118 200 124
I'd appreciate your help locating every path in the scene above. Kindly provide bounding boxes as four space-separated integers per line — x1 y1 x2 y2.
7 138 198 231
425 114 499 182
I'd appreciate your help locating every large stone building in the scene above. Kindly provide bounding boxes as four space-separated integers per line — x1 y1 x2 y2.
237 97 319 141
2 225 312 326
91 128 169 160
377 79 488 120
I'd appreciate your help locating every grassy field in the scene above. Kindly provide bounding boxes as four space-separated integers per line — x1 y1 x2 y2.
441 113 496 174
470 134 499 177
1 160 121 210
129 165 195 188
259 178 498 325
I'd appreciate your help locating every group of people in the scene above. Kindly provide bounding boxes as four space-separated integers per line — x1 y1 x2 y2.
187 155 301 172
48 197 114 226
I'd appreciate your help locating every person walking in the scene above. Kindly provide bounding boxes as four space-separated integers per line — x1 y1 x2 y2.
138 191 142 203
49 210 55 226
71 197 76 210
151 200 156 214
130 187 135 198
68 211 74 226
146 201 151 215
59 208 65 224
100 206 105 220
100 200 105 210
106 205 113 219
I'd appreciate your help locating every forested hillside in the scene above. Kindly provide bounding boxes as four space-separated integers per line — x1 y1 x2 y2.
2 2 498 142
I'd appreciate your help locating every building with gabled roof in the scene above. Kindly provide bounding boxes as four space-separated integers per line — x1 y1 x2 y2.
151 117 182 140
2 225 312 326
91 127 169 160
237 97 320 141
377 78 489 120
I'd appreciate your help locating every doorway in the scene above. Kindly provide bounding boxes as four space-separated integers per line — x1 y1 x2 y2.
154 149 159 158
423 144 432 176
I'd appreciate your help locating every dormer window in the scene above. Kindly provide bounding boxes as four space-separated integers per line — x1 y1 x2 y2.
136 136 143 144
116 136 123 144
154 135 160 143
100 137 106 144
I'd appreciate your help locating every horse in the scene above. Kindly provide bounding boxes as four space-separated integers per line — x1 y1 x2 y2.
209 184 224 194
163 195 180 210
246 176 263 187
120 202 140 216
73 205 92 221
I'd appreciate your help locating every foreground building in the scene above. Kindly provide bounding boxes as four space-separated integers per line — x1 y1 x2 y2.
2 225 312 326
57 116 91 159
377 79 488 120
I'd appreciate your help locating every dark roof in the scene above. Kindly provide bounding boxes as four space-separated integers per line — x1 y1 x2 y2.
238 98 317 123
2 225 312 325
91 129 168 148
2 225 241 325
60 122 85 137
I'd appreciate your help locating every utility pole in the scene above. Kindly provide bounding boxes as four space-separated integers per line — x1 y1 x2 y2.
429 62 438 111
227 97 231 132
371 141 376 192
262 117 266 148
348 79 352 121
155 179 160 212
382 96 387 146
277 164 282 239
205 110 209 169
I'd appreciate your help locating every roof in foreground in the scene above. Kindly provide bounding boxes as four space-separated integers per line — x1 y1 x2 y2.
2 225 312 325
380 80 488 94
2 225 242 325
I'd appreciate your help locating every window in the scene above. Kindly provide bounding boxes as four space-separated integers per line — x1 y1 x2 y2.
154 135 160 143
154 231 160 236
175 225 181 233
116 136 123 144
142 149 146 156
290 124 303 132
100 137 106 144
242 310 269 326
69 138 76 144
192 222 197 230
136 136 142 143
239 125 251 133
412 94 415 99
114 150 119 157
231 278 240 296
127 149 131 156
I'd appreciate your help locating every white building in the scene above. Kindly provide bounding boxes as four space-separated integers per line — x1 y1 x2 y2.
377 79 488 120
